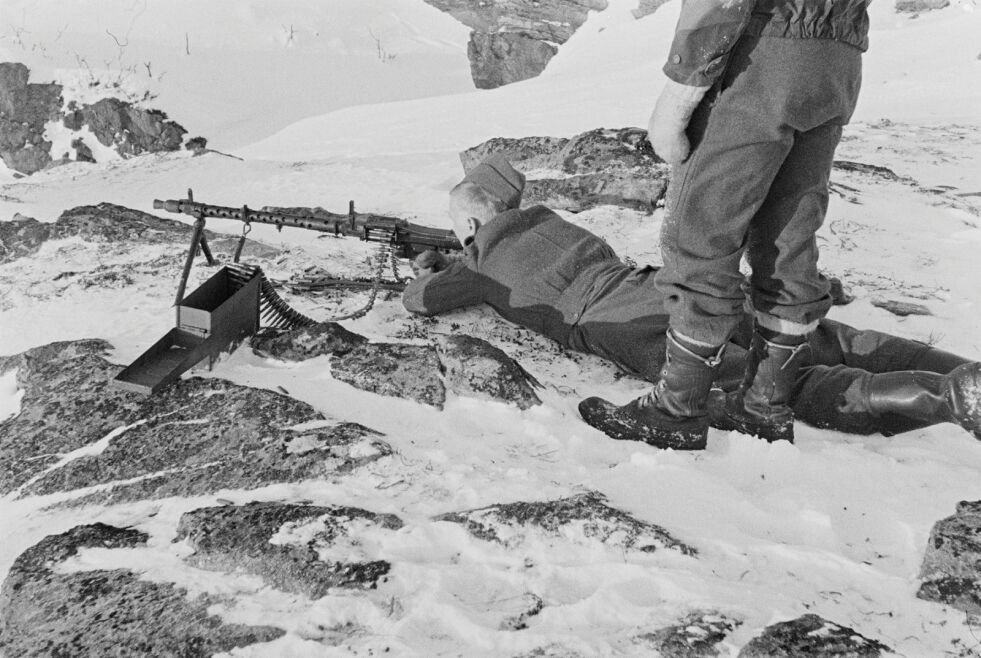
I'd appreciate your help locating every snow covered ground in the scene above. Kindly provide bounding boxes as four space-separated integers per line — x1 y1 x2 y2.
2 0 981 655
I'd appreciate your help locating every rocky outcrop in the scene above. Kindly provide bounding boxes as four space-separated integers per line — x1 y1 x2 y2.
895 0 948 12
737 615 890 657
0 62 61 174
467 32 558 90
331 342 448 408
435 491 697 555
436 334 542 410
0 203 275 265
461 127 669 212
63 97 185 158
0 62 188 175
252 324 544 410
0 523 284 657
424 0 608 88
918 500 981 613
632 0 672 19
638 611 741 658
252 322 369 360
177 502 403 598
0 339 390 504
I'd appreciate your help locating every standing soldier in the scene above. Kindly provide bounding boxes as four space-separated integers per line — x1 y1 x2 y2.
580 0 871 446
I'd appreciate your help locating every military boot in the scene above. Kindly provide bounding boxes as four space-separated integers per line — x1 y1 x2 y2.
867 362 981 439
713 330 810 443
579 331 724 450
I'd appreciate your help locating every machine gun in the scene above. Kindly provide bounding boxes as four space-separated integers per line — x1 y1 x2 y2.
113 191 461 396
154 195 461 260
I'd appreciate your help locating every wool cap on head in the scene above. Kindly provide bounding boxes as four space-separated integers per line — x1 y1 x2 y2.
461 154 526 209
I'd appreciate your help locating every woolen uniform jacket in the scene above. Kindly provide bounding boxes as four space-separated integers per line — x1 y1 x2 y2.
663 0 872 88
401 206 639 347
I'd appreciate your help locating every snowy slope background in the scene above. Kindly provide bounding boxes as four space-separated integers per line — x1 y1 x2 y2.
2 0 981 655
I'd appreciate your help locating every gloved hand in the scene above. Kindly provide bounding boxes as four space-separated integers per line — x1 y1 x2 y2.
647 79 710 164
411 250 449 277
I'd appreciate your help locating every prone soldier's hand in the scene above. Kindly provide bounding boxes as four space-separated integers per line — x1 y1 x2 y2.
411 250 448 277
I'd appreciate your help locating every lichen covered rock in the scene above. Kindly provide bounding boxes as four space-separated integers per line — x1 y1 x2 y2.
918 500 981 613
331 342 447 409
64 97 186 157
0 339 390 503
737 614 890 657
0 62 61 174
436 491 696 555
0 523 284 657
0 202 233 265
424 0 607 88
437 334 542 409
461 127 669 212
639 611 740 657
0 63 189 175
251 322 369 360
177 501 403 598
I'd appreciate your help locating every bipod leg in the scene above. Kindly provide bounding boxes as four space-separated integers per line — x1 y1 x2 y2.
199 232 217 266
175 214 207 305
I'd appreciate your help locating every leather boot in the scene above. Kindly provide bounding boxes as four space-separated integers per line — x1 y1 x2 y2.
713 331 810 443
579 331 723 450
868 362 981 439
909 345 972 375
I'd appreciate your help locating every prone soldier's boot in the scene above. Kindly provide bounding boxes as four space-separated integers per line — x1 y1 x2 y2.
579 331 723 450
867 362 981 439
909 344 972 375
713 329 810 443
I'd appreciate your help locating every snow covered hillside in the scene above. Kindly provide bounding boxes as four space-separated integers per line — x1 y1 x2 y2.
2 0 981 656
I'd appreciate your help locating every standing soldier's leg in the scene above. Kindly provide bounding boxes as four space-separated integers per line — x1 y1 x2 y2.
580 33 796 448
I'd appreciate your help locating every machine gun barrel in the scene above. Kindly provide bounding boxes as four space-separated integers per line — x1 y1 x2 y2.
152 198 462 256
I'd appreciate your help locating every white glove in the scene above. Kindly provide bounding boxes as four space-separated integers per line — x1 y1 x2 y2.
647 79 710 164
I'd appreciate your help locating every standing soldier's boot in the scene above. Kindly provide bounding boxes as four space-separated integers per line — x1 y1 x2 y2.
867 362 981 439
714 329 810 443
578 330 723 450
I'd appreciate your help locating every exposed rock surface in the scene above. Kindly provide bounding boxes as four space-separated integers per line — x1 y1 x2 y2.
895 0 948 12
64 97 185 158
436 334 542 409
0 523 284 657
461 128 669 212
436 491 696 555
424 0 608 88
177 501 403 598
918 500 981 613
737 614 890 657
632 0 672 19
251 322 369 360
514 645 587 658
0 339 390 503
0 62 188 175
331 342 448 408
255 323 543 410
0 62 61 174
871 298 932 317
0 202 238 265
639 611 740 657
467 32 557 90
